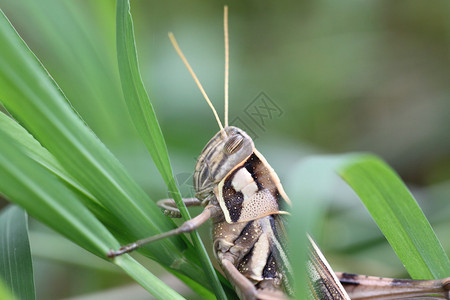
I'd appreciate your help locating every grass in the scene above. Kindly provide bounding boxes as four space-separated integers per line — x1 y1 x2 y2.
0 206 34 300
287 154 450 297
0 3 217 299
0 1 449 299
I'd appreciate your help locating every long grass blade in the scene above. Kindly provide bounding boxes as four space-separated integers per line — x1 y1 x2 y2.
0 112 106 215
0 6 206 281
116 1 227 298
0 119 185 299
0 206 35 300
339 154 450 279
0 5 210 291
288 153 449 297
0 128 119 257
115 255 186 300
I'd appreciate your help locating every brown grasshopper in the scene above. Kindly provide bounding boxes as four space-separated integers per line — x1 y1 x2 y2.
108 6 450 300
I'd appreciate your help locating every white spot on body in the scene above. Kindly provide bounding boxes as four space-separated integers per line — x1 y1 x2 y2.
241 183 258 198
246 233 270 281
231 168 254 191
231 168 259 200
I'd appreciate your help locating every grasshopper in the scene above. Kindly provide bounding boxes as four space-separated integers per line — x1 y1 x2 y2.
108 6 450 300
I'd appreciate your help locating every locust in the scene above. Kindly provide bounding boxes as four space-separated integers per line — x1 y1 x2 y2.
108 6 450 300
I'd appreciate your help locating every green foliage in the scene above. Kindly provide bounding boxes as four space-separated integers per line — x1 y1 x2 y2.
0 206 34 300
0 7 199 299
340 155 450 279
288 154 450 296
116 1 227 298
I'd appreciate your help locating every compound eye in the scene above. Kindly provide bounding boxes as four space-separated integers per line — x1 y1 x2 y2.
224 134 244 154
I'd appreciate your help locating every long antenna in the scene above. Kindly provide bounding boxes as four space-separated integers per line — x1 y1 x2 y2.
168 33 226 135
224 6 229 128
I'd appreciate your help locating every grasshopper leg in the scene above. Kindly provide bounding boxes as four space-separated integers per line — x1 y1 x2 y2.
157 197 202 218
221 258 259 300
336 272 450 300
108 205 220 258
221 259 289 300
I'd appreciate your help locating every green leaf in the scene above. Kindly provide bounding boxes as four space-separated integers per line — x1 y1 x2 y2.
288 153 450 288
0 3 182 257
0 126 119 257
0 205 35 300
0 6 207 284
0 6 213 297
116 0 175 189
339 154 450 279
0 111 105 217
115 1 227 299
0 112 186 300
2 0 132 143
115 255 185 300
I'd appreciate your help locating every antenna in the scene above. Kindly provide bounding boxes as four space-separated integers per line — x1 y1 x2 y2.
168 33 226 135
224 6 229 128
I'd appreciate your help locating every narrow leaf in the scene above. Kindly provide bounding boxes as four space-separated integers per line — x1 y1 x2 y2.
339 155 450 279
0 7 207 283
288 153 450 284
116 1 227 298
115 255 186 300
0 124 184 299
0 205 35 300
0 128 118 257
115 0 175 188
0 112 105 216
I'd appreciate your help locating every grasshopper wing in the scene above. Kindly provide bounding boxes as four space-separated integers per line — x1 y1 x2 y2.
306 235 351 300
260 217 351 299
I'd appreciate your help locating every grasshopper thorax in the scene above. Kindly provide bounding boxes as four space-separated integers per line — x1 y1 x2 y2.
194 126 291 224
194 126 254 205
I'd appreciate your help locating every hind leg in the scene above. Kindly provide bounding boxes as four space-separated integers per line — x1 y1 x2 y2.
220 258 258 300
157 197 202 218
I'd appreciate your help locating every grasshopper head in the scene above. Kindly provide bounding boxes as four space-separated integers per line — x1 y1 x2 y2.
194 126 254 205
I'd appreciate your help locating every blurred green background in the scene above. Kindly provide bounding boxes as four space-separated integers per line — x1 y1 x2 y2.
1 0 449 299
